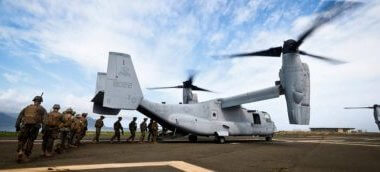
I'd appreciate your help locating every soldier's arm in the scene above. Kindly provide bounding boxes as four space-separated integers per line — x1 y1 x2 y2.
15 107 26 131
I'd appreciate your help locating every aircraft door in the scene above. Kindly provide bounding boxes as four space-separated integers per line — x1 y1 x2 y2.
252 113 263 134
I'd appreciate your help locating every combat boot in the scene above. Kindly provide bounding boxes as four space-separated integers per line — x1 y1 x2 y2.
45 152 53 157
16 151 23 163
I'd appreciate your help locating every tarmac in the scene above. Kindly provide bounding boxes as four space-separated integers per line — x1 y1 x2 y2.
1 134 380 172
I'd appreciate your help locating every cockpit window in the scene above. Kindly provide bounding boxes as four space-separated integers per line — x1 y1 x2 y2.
264 114 271 123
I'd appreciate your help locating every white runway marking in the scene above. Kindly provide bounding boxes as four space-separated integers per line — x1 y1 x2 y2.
0 161 213 172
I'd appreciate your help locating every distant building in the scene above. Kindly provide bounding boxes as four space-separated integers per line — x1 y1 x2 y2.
310 127 355 133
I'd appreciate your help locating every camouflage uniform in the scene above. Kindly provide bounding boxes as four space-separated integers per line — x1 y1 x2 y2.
139 118 148 143
147 119 153 142
110 117 123 143
79 113 88 142
15 96 47 161
58 109 73 152
126 117 137 142
70 115 83 146
41 104 62 157
151 121 159 143
92 116 104 143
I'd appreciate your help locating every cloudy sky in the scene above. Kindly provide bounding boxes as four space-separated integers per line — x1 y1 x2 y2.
0 0 379 131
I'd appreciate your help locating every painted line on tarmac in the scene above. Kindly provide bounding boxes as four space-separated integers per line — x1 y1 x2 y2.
0 161 213 172
275 139 380 147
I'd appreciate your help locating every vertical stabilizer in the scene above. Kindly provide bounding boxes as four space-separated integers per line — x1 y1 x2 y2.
103 52 143 110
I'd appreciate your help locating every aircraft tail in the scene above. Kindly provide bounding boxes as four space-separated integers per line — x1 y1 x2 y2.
92 52 143 114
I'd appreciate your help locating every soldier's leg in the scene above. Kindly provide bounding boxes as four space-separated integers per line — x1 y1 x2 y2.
139 132 145 143
96 128 101 142
46 129 57 156
116 130 120 142
131 131 135 141
110 131 116 142
41 129 50 155
24 126 39 157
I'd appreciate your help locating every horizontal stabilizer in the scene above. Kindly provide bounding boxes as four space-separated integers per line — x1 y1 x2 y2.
92 91 121 115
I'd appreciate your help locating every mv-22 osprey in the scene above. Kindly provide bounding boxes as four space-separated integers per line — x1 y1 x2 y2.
91 3 359 143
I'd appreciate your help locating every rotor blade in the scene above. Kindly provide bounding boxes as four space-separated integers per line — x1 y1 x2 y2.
296 1 362 47
190 85 214 92
344 107 373 109
299 50 346 65
216 46 283 58
147 85 183 90
186 70 197 85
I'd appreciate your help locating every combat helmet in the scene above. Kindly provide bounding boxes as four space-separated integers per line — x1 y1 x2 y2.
75 114 81 118
118 116 122 120
66 108 73 114
32 96 43 102
82 113 88 117
53 104 60 109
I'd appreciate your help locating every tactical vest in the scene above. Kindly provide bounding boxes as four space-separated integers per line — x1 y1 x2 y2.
61 113 73 128
71 118 83 132
23 105 42 124
45 111 62 127
95 119 103 128
80 117 88 128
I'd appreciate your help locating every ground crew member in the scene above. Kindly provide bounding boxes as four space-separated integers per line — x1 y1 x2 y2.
58 108 74 153
15 95 47 162
92 116 105 143
126 117 137 142
70 114 83 147
151 120 159 143
139 118 148 143
79 113 88 143
147 119 153 142
41 104 62 157
110 117 124 143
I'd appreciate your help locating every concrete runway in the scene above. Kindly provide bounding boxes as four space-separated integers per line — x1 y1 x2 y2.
1 135 380 172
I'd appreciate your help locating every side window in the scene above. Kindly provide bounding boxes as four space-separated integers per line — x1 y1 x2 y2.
253 114 261 124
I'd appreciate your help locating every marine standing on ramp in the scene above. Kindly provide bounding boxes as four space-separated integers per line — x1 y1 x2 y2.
41 104 62 157
110 117 124 143
15 95 47 162
147 119 153 142
126 117 137 142
93 115 105 143
151 120 159 143
139 118 148 143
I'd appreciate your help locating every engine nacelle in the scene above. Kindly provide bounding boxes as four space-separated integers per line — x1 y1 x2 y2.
280 53 310 125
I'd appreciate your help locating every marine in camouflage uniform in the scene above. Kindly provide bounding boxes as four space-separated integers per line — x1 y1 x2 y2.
110 117 124 143
15 96 47 162
70 114 83 147
41 104 62 157
139 118 148 143
57 108 74 152
92 116 104 143
147 119 153 142
79 113 88 143
151 120 159 143
126 117 137 142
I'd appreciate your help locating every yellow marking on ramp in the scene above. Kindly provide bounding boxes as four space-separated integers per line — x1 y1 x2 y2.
0 161 213 172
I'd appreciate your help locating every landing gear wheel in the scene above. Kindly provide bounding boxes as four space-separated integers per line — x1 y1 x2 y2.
189 135 197 142
265 135 272 141
217 136 226 144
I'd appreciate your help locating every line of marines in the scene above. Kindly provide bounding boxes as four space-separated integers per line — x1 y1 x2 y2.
15 95 159 163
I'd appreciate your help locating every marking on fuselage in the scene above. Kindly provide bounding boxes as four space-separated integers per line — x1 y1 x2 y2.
0 161 213 172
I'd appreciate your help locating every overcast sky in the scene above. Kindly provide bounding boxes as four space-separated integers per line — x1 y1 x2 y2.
0 0 379 131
